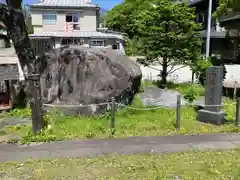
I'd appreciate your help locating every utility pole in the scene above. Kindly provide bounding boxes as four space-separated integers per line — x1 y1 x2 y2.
206 0 212 58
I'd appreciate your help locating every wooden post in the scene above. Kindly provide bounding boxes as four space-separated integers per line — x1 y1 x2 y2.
176 95 181 131
111 97 115 133
191 71 194 84
234 81 237 100
28 74 44 135
236 98 240 127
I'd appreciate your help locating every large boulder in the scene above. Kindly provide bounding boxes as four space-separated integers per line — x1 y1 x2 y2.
35 45 142 115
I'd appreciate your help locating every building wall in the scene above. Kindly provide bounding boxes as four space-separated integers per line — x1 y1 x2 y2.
31 37 124 56
31 10 43 33
31 8 97 33
194 0 218 30
31 38 55 56
33 26 43 33
80 9 97 31
210 38 236 61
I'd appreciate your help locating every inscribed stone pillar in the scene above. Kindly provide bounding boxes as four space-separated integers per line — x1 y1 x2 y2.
205 66 223 112
197 66 225 125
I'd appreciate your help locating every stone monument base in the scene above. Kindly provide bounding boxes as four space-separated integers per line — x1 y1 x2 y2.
197 109 225 125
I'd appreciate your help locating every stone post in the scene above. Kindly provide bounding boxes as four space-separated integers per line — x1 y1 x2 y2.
197 66 225 125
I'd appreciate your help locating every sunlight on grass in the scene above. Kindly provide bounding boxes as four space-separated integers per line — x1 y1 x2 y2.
1 149 240 179
0 81 238 144
1 96 238 144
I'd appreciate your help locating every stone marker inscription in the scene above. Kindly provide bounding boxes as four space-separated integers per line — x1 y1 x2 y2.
209 72 215 102
197 66 225 125
204 66 223 112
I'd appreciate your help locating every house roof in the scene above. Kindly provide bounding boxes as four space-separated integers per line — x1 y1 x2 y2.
0 48 25 81
188 0 205 6
31 0 98 8
0 22 7 36
220 13 240 23
196 29 227 38
196 28 240 38
174 0 205 6
0 21 6 29
29 31 124 40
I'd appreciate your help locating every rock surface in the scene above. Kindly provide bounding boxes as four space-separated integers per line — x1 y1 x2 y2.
35 45 142 115
139 86 187 108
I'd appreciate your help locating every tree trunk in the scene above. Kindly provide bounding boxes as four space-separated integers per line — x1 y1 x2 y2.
5 0 34 71
191 71 194 84
4 0 44 134
161 57 168 87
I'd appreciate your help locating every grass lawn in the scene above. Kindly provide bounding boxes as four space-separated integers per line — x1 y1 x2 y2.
0 81 239 144
1 149 240 179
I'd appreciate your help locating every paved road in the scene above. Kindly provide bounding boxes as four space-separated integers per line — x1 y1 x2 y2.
0 133 240 162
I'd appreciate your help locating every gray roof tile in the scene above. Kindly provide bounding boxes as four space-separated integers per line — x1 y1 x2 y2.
220 13 240 22
188 0 205 5
31 0 97 8
29 31 124 40
196 29 227 38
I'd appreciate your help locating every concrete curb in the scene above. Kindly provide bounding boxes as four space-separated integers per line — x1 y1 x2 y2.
0 133 240 162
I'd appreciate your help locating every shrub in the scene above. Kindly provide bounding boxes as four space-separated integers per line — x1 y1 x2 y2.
183 86 197 103
191 57 212 86
191 56 227 86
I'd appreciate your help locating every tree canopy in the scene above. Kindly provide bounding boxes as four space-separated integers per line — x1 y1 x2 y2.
106 0 202 85
215 0 240 17
105 0 152 38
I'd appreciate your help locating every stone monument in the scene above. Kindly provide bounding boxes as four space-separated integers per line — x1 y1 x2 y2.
36 45 142 116
197 66 225 125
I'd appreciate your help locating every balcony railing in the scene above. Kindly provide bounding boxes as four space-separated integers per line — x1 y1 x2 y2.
65 22 80 32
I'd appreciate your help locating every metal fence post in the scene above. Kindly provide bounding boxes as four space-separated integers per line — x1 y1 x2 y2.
236 98 240 127
111 97 116 132
176 95 181 131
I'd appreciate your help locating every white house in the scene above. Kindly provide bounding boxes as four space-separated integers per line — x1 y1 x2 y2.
29 0 125 55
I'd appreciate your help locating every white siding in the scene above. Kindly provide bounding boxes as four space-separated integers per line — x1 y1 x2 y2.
31 11 43 26
33 26 43 33
80 9 96 31
31 8 97 32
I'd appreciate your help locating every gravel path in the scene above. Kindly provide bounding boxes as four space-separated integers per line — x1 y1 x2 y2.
0 133 240 162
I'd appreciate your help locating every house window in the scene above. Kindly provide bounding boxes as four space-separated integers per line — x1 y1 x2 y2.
42 12 57 25
200 12 205 24
61 38 73 45
61 38 84 45
196 12 200 22
89 40 104 47
112 43 119 50
65 13 80 30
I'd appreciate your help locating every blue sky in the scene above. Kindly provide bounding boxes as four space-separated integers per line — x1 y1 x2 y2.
23 0 122 10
